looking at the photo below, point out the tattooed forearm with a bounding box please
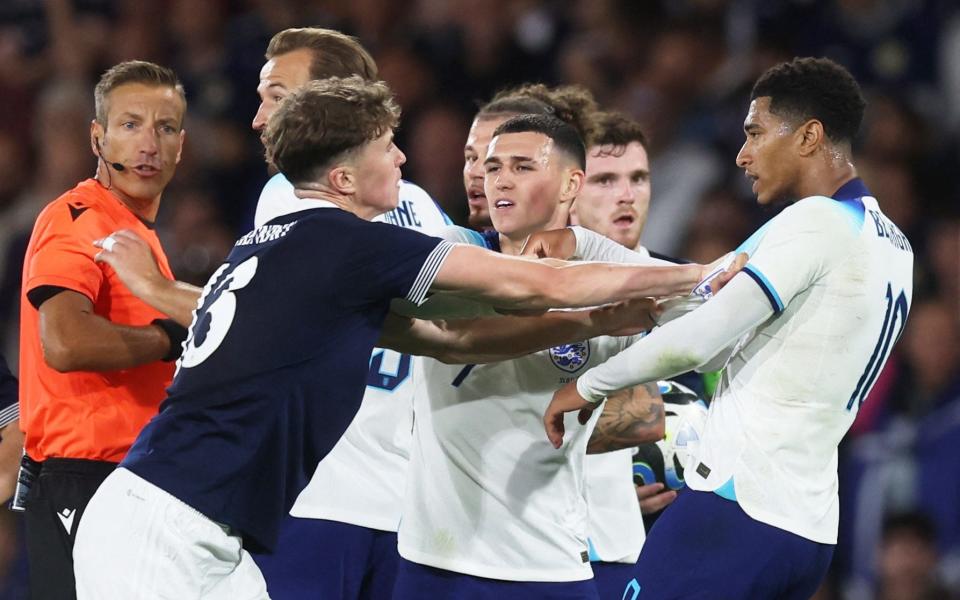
[587,382,665,454]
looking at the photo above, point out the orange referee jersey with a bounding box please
[19,178,176,463]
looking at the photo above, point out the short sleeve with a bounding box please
[345,220,454,306]
[743,197,857,314]
[24,207,105,305]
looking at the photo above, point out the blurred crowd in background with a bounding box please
[0,0,957,598]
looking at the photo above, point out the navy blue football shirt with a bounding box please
[122,205,452,552]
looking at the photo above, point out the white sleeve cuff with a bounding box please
[576,274,775,398]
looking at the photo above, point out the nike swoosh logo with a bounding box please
[68,204,89,221]
[57,508,76,535]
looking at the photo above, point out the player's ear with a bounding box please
[328,165,356,195]
[797,119,823,157]
[560,168,584,204]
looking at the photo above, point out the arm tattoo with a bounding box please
[587,382,665,454]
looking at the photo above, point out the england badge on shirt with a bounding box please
[549,341,591,374]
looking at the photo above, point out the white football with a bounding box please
[633,380,709,491]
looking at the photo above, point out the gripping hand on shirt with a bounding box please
[520,227,578,260]
[94,229,201,327]
[544,380,595,449]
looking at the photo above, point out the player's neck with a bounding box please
[96,174,160,222]
[794,150,858,201]
[498,234,526,256]
[289,185,375,219]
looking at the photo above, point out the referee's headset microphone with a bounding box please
[95,137,126,172]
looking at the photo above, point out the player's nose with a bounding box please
[735,143,750,168]
[252,104,268,131]
[467,159,484,180]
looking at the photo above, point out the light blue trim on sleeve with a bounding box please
[733,221,772,256]
[463,228,487,247]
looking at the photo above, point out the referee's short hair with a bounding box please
[95,61,185,127]
[492,114,586,170]
[264,76,400,186]
[751,57,866,145]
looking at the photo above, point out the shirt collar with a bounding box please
[832,177,871,201]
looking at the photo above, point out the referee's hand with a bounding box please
[544,380,594,449]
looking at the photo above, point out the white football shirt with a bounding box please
[584,449,645,563]
[579,180,914,544]
[577,237,651,564]
[255,173,453,531]
[398,226,642,581]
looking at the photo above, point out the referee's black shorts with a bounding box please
[23,458,116,600]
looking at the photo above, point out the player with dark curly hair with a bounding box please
[546,56,913,599]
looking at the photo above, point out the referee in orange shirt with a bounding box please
[18,61,200,600]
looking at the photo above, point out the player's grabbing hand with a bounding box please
[520,227,577,260]
[94,229,167,301]
[544,379,594,448]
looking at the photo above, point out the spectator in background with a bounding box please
[923,219,959,315]
[875,512,955,600]
[404,103,471,222]
[156,187,234,287]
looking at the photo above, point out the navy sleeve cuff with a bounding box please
[742,265,785,314]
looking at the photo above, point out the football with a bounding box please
[632,380,709,491]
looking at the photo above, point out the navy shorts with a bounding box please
[393,557,600,599]
[592,561,638,599]
[252,516,399,600]
[623,490,834,600]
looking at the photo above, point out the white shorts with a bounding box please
[74,467,269,600]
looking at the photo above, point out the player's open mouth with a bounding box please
[494,199,514,209]
[132,165,160,177]
[468,189,486,207]
[613,214,635,227]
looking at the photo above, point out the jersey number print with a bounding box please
[178,257,259,371]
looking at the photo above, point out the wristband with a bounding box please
[152,318,189,362]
